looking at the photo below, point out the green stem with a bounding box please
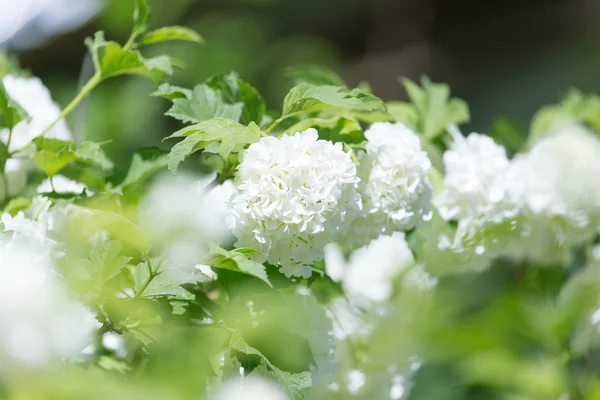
[0,170,8,199]
[343,143,359,165]
[10,73,102,156]
[34,198,50,221]
[133,256,162,299]
[123,31,138,52]
[49,175,56,192]
[264,111,307,134]
[6,127,13,151]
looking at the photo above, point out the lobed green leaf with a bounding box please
[138,26,203,46]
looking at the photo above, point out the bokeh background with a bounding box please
[2,0,599,164]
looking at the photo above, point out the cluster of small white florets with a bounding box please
[435,125,518,224]
[434,125,520,256]
[349,122,432,247]
[229,124,434,277]
[435,122,600,265]
[506,123,600,263]
[229,128,362,278]
[325,232,418,306]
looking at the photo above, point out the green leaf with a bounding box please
[207,72,266,125]
[205,246,271,287]
[119,149,168,191]
[0,80,30,130]
[386,101,419,129]
[164,84,243,124]
[158,73,266,126]
[152,83,191,101]
[78,240,132,281]
[3,197,32,216]
[489,118,527,153]
[285,115,363,144]
[0,51,23,78]
[85,32,179,83]
[75,141,114,170]
[285,65,345,86]
[131,0,150,41]
[138,26,203,46]
[98,356,130,373]
[401,76,470,140]
[68,206,149,251]
[32,137,76,176]
[132,260,196,300]
[0,141,8,164]
[282,83,385,116]
[529,88,600,144]
[166,118,262,171]
[230,334,311,400]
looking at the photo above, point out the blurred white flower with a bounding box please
[326,232,415,305]
[0,0,100,50]
[2,211,48,245]
[1,176,87,247]
[0,236,98,367]
[435,125,519,224]
[138,174,232,267]
[37,175,88,194]
[210,376,288,400]
[0,75,73,201]
[230,129,362,278]
[1,75,72,151]
[434,125,520,256]
[325,297,371,340]
[102,332,127,358]
[347,369,366,394]
[346,122,432,247]
[506,123,600,263]
[403,264,438,291]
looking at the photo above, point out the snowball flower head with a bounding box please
[435,125,518,224]
[326,232,415,305]
[230,129,361,278]
[210,376,288,400]
[506,123,600,263]
[353,122,432,244]
[0,237,98,367]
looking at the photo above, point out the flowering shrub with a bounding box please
[2,2,600,399]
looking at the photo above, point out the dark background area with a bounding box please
[8,0,600,162]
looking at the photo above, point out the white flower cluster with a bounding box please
[325,232,424,306]
[229,129,362,278]
[1,75,72,150]
[0,236,98,367]
[435,125,518,224]
[0,75,72,201]
[230,125,434,277]
[434,125,520,256]
[0,171,100,368]
[350,122,432,246]
[507,123,600,263]
[436,122,600,265]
